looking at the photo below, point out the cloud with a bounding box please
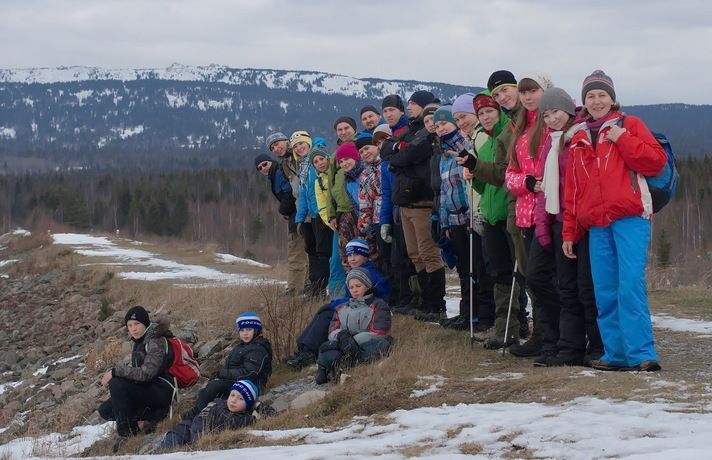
[0,0,710,104]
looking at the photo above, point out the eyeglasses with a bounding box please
[258,162,270,171]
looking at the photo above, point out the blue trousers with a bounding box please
[589,216,658,367]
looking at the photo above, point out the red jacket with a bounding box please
[562,112,666,242]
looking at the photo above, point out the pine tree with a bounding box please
[657,229,671,268]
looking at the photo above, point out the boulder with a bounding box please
[50,368,74,381]
[289,390,327,410]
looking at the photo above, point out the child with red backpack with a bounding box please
[181,312,272,420]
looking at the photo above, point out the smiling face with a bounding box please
[519,87,544,112]
[434,120,457,138]
[257,160,271,176]
[361,111,380,131]
[454,112,478,135]
[477,107,500,132]
[336,122,356,141]
[542,109,571,131]
[227,390,247,413]
[359,145,379,164]
[492,85,518,110]
[347,252,368,268]
[383,107,403,127]
[348,278,368,298]
[584,89,614,120]
[312,155,329,172]
[293,142,310,158]
[338,157,356,172]
[270,140,288,157]
[126,320,147,340]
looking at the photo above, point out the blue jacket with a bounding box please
[328,261,391,308]
[379,160,396,225]
[296,162,319,223]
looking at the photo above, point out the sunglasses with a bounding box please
[258,161,270,171]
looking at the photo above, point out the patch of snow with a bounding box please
[0,259,18,267]
[165,91,188,108]
[112,125,144,139]
[0,422,113,460]
[0,127,17,139]
[410,375,447,398]
[444,296,459,318]
[0,381,23,395]
[40,383,55,390]
[215,253,271,268]
[653,314,712,337]
[73,89,94,105]
[572,370,599,378]
[12,228,31,236]
[32,367,48,377]
[53,354,81,365]
[471,372,524,382]
[279,101,289,112]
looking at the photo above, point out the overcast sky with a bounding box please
[1,0,710,105]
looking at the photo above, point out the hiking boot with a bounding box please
[507,335,543,357]
[440,315,473,331]
[112,436,128,453]
[583,351,604,368]
[533,352,557,367]
[633,360,662,372]
[414,310,443,323]
[589,360,634,372]
[315,366,328,385]
[472,326,496,343]
[519,321,530,340]
[483,337,516,350]
[392,304,417,316]
[285,350,315,369]
[546,355,584,367]
[472,322,494,333]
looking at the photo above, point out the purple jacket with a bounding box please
[534,134,570,250]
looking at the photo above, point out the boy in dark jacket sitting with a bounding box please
[161,379,259,449]
[316,267,392,384]
[182,312,272,420]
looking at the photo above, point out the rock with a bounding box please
[289,390,327,410]
[50,368,74,381]
[270,396,291,413]
[197,339,222,359]
[3,350,19,365]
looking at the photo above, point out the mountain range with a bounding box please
[0,64,709,171]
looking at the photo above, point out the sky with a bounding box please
[1,0,710,105]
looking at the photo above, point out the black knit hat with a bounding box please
[359,105,380,117]
[354,135,374,151]
[381,94,405,112]
[333,116,357,132]
[253,154,273,170]
[124,305,150,328]
[487,70,518,92]
[408,90,436,109]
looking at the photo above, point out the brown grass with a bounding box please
[85,337,125,371]
[458,441,484,455]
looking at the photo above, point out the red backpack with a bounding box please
[164,337,201,388]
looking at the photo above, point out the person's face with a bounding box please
[227,390,247,413]
[584,90,614,120]
[313,155,329,172]
[477,107,500,132]
[434,120,456,137]
[348,278,368,298]
[542,109,571,131]
[520,87,544,112]
[270,140,288,157]
[382,107,403,127]
[239,328,255,343]
[293,142,310,158]
[257,160,271,176]
[492,85,518,110]
[347,252,368,268]
[359,145,379,163]
[454,112,478,135]
[338,157,356,172]
[424,115,436,133]
[361,111,380,131]
[407,100,423,119]
[126,320,147,340]
[335,122,356,141]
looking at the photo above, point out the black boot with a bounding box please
[416,268,446,322]
[315,365,328,385]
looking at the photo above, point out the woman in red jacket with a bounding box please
[562,70,666,372]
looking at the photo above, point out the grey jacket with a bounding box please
[113,320,172,383]
[328,296,391,344]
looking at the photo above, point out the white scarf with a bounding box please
[541,124,582,215]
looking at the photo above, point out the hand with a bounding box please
[456,153,477,170]
[606,125,626,143]
[101,370,112,387]
[441,228,450,240]
[525,175,542,193]
[330,218,337,229]
[562,241,577,259]
[380,224,393,243]
[462,168,474,180]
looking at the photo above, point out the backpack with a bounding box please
[164,337,201,388]
[617,117,680,212]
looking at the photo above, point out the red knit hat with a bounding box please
[473,94,500,115]
[334,142,360,162]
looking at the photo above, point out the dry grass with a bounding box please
[85,337,125,371]
[458,441,484,455]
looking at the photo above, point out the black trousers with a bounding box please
[526,227,561,355]
[98,377,173,437]
[390,219,414,307]
[302,217,332,293]
[449,226,495,323]
[297,307,335,356]
[185,378,233,420]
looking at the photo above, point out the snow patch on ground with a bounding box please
[0,381,23,395]
[0,259,18,267]
[471,372,524,382]
[0,421,113,459]
[9,228,30,236]
[215,253,271,268]
[653,314,712,337]
[410,375,447,398]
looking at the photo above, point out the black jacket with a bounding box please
[113,319,173,385]
[216,336,273,390]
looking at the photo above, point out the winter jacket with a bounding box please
[314,167,336,230]
[357,158,382,237]
[379,160,396,225]
[562,112,666,242]
[162,399,255,448]
[344,166,362,213]
[329,168,355,220]
[329,261,391,308]
[438,130,470,227]
[112,320,173,384]
[328,295,391,345]
[505,110,549,228]
[280,156,299,200]
[266,162,297,232]
[429,133,443,217]
[295,160,319,223]
[216,336,273,390]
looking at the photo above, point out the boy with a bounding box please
[181,312,272,420]
[161,379,259,448]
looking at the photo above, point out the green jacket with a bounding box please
[328,167,354,220]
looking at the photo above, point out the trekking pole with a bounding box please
[502,260,518,356]
[468,186,475,349]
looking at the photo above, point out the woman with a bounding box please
[562,70,665,372]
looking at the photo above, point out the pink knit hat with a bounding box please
[334,142,360,162]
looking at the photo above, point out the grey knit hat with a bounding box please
[346,266,372,289]
[539,87,576,117]
[265,132,288,149]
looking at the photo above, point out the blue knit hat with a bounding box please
[433,105,456,126]
[345,239,370,258]
[231,380,259,410]
[235,312,262,332]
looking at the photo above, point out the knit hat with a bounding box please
[359,105,380,117]
[354,135,374,151]
[473,93,500,115]
[345,238,370,257]
[289,130,312,150]
[452,93,476,115]
[487,70,517,93]
[310,145,329,163]
[518,72,554,91]
[265,132,288,149]
[539,87,576,117]
[253,153,273,170]
[381,94,405,112]
[231,380,259,410]
[372,124,392,145]
[124,306,150,328]
[422,102,441,118]
[334,116,357,132]
[235,312,262,332]
[334,142,360,162]
[581,69,616,102]
[408,90,436,109]
[433,105,456,126]
[346,266,373,289]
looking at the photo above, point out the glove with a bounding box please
[458,150,477,170]
[336,330,359,358]
[525,175,538,193]
[380,224,393,243]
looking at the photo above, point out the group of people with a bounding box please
[256,68,665,374]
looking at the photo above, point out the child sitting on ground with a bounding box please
[161,380,259,448]
[315,266,392,384]
[181,312,272,420]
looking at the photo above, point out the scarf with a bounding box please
[296,153,311,188]
[541,124,581,214]
[345,160,365,182]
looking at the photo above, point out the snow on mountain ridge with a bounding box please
[0,64,470,99]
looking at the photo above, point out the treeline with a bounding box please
[0,156,709,268]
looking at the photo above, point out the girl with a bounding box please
[563,70,665,372]
[329,142,361,272]
[355,135,383,269]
